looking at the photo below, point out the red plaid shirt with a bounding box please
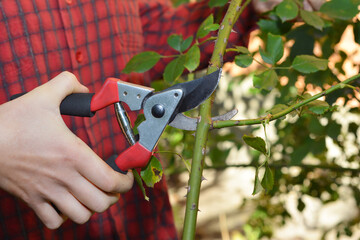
[0,0,255,239]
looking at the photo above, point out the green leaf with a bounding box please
[209,0,228,7]
[261,163,274,192]
[140,156,163,188]
[243,135,267,155]
[253,69,279,91]
[181,36,193,52]
[297,197,305,212]
[197,14,215,39]
[122,51,162,73]
[133,171,149,201]
[308,100,330,114]
[320,0,359,20]
[354,21,360,45]
[275,0,299,22]
[167,34,193,52]
[184,45,200,72]
[133,114,145,136]
[300,10,325,31]
[292,55,328,73]
[252,167,264,195]
[204,23,219,31]
[163,55,185,84]
[167,34,183,52]
[259,33,284,65]
[235,54,253,68]
[257,18,293,35]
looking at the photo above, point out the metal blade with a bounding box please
[169,109,238,131]
[166,69,222,114]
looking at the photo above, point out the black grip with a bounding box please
[60,93,95,117]
[10,92,96,117]
[10,93,26,100]
[106,155,127,174]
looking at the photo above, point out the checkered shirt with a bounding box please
[0,0,256,239]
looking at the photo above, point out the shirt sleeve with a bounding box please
[138,0,257,80]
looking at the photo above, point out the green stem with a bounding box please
[182,0,250,239]
[212,73,360,129]
[197,36,217,46]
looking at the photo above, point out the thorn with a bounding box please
[191,203,196,210]
[220,25,225,30]
[236,6,240,11]
[231,29,237,34]
[202,148,206,155]
[184,186,191,197]
[201,176,207,182]
[223,38,227,43]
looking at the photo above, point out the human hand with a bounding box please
[0,72,134,229]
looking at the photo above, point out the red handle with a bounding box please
[90,78,120,112]
[114,142,152,171]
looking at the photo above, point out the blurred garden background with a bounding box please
[148,0,360,239]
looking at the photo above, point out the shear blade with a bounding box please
[169,109,238,131]
[167,69,222,115]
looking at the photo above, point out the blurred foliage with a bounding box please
[166,0,360,239]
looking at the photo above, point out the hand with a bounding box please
[0,72,134,229]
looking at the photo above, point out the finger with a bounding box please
[49,188,92,225]
[68,173,120,213]
[39,71,89,105]
[74,149,134,193]
[50,71,89,94]
[32,201,65,229]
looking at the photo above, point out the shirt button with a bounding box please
[75,51,83,63]
[65,0,72,5]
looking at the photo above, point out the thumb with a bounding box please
[42,71,89,104]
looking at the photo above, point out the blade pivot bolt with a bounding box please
[151,104,165,118]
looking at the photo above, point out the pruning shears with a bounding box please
[11,70,234,173]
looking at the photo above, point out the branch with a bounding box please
[182,0,251,239]
[212,73,360,129]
